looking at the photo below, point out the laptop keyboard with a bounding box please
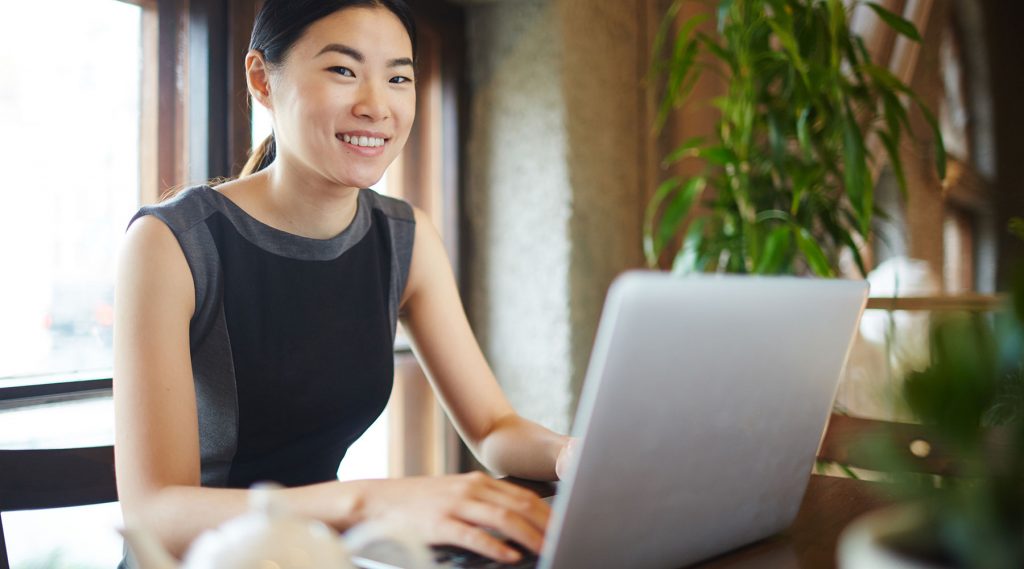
[433,541,539,569]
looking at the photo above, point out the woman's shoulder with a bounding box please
[129,184,219,236]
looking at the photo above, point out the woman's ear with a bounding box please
[246,50,273,110]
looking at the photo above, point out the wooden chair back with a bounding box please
[0,445,117,569]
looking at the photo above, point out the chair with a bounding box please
[0,445,117,569]
[818,413,957,475]
[818,412,1013,477]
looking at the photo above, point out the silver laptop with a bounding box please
[362,271,868,569]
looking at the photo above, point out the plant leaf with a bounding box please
[841,105,871,235]
[696,31,736,72]
[662,136,706,168]
[755,225,792,274]
[649,177,707,267]
[795,227,836,277]
[697,145,737,166]
[796,107,812,160]
[643,176,681,266]
[672,217,707,274]
[878,130,908,199]
[866,2,922,43]
[840,229,868,278]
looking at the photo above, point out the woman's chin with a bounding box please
[331,174,384,190]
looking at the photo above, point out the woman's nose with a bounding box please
[352,82,389,121]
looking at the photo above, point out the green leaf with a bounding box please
[697,145,737,166]
[878,130,908,199]
[904,313,998,443]
[696,32,736,72]
[767,19,810,86]
[662,136,706,167]
[841,105,871,235]
[755,209,790,223]
[881,90,911,135]
[795,227,835,277]
[821,210,868,277]
[796,107,812,159]
[755,226,792,274]
[643,177,681,266]
[672,217,707,274]
[647,177,707,266]
[650,0,683,69]
[841,230,868,278]
[860,63,911,95]
[655,19,706,131]
[866,2,923,43]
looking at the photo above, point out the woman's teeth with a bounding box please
[341,134,385,148]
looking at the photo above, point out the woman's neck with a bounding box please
[224,161,361,240]
[268,163,360,239]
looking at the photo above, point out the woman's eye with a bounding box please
[390,76,414,85]
[328,66,355,77]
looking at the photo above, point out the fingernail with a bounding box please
[504,550,522,562]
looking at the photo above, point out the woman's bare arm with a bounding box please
[399,208,571,481]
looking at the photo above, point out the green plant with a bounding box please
[645,0,946,277]
[865,270,1024,569]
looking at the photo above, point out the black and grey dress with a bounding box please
[125,184,415,488]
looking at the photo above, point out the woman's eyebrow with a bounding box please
[316,43,414,68]
[317,43,364,61]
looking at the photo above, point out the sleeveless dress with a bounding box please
[125,185,415,488]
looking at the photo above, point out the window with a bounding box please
[0,2,149,565]
[0,0,143,382]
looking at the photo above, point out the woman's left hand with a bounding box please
[554,437,579,480]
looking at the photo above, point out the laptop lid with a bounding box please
[539,272,868,569]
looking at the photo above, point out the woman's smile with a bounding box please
[337,130,389,157]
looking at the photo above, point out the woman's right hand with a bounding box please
[351,472,550,563]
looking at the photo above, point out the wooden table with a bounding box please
[511,474,897,568]
[692,474,897,568]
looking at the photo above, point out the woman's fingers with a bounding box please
[459,473,550,535]
[475,486,550,534]
[453,499,545,555]
[435,519,524,563]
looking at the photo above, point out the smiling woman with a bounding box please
[113,1,572,567]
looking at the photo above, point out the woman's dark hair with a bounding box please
[240,0,417,176]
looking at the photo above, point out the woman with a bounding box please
[113,0,572,565]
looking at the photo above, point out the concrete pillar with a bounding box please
[464,0,651,432]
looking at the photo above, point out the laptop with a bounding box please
[360,271,868,569]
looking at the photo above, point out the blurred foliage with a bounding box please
[871,268,1024,569]
[645,0,945,276]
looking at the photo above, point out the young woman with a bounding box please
[113,0,573,565]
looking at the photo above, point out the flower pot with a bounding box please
[838,504,953,569]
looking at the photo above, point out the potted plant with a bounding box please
[645,0,946,277]
[837,265,1024,569]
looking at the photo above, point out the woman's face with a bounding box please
[262,7,416,189]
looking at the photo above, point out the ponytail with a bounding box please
[157,133,274,202]
[240,132,276,177]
